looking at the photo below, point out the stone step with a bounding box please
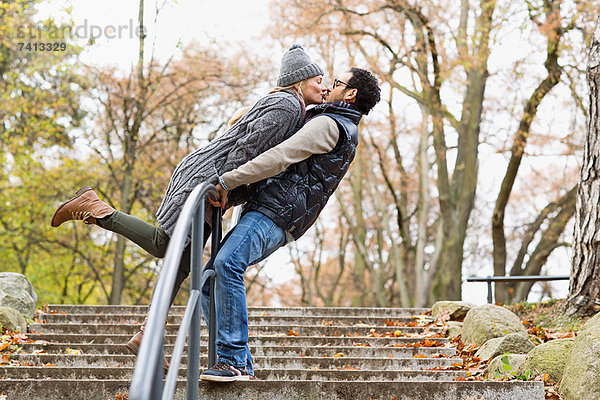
[0,366,468,381]
[4,303,546,400]
[24,333,449,346]
[46,304,430,317]
[7,353,462,369]
[28,323,439,336]
[0,379,545,400]
[18,343,456,357]
[38,312,421,326]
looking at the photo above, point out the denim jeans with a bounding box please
[201,211,286,375]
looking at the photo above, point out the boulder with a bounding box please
[560,316,600,400]
[0,306,27,332]
[523,338,574,383]
[431,301,472,320]
[446,321,463,338]
[475,332,534,360]
[462,304,528,346]
[580,311,600,333]
[486,354,527,379]
[0,272,37,318]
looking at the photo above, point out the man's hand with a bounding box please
[215,184,229,209]
[207,189,221,208]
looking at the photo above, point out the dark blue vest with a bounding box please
[244,105,361,240]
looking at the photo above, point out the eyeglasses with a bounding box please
[333,78,355,90]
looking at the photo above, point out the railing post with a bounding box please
[467,275,570,304]
[208,207,222,368]
[187,205,205,400]
[487,277,493,304]
[129,183,224,400]
[152,344,164,399]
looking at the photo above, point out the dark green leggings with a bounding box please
[97,211,211,305]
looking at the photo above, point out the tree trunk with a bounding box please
[492,1,563,304]
[566,18,600,316]
[109,0,145,305]
[414,111,430,307]
[349,155,368,306]
[508,186,577,303]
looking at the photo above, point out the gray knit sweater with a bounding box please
[156,89,305,236]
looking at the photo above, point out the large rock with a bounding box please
[486,354,527,379]
[0,307,27,332]
[475,332,534,360]
[560,315,600,400]
[580,312,600,333]
[0,273,37,318]
[446,321,463,338]
[524,338,574,383]
[431,301,472,320]
[462,304,528,346]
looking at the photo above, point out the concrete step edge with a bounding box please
[30,322,438,330]
[0,379,546,400]
[46,305,431,312]
[23,333,450,344]
[18,343,455,354]
[8,354,463,363]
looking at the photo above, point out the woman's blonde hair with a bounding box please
[227,81,305,127]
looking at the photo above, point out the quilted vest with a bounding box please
[244,105,361,240]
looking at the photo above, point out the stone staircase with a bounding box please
[0,305,544,399]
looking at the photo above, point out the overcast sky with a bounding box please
[36,0,273,68]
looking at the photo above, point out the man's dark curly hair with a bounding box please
[347,67,381,115]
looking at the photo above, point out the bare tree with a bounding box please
[271,0,594,307]
[69,1,266,304]
[492,0,578,303]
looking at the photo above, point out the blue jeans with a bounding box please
[200,211,286,375]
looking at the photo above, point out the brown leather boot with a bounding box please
[50,186,115,227]
[126,317,170,369]
[126,317,146,355]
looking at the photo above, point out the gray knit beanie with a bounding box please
[277,44,324,87]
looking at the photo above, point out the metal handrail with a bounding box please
[129,183,222,400]
[466,275,570,303]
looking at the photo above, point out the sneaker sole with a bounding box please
[200,374,252,382]
[50,185,93,227]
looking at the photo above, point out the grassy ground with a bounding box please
[504,299,591,337]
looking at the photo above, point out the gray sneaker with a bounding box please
[200,361,254,382]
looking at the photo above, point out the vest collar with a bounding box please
[305,101,362,125]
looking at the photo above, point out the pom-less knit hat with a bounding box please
[277,44,324,87]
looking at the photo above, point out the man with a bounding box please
[199,67,381,381]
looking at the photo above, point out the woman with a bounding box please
[50,44,326,361]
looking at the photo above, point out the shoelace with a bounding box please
[211,361,233,371]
